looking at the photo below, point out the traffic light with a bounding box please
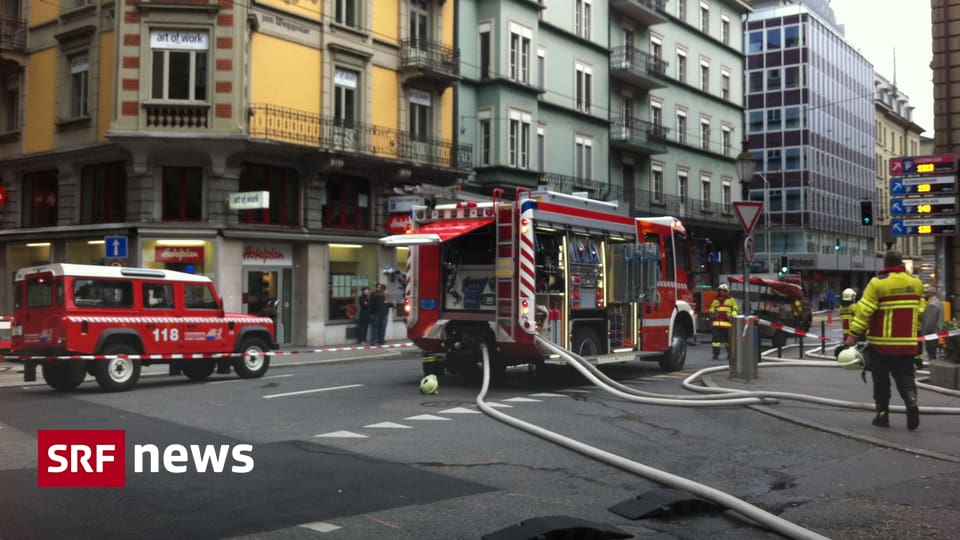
[779,255,790,276]
[835,237,841,252]
[860,200,874,226]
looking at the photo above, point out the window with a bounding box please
[784,66,801,89]
[478,23,491,79]
[678,171,688,202]
[721,70,730,100]
[748,110,763,132]
[508,109,531,169]
[785,106,802,129]
[81,162,126,224]
[575,0,591,40]
[623,95,635,128]
[721,126,731,156]
[69,53,89,118]
[766,149,782,171]
[767,68,781,91]
[408,88,432,142]
[410,0,429,43]
[767,109,782,130]
[677,0,686,21]
[537,125,545,171]
[23,170,58,228]
[334,68,358,127]
[150,30,208,101]
[676,111,686,144]
[575,62,592,113]
[162,166,202,221]
[537,48,545,90]
[721,15,730,45]
[700,118,710,151]
[748,71,763,93]
[699,3,709,33]
[784,25,800,48]
[785,147,801,170]
[323,176,370,230]
[335,0,358,27]
[700,174,711,207]
[185,285,218,310]
[748,31,762,53]
[239,163,300,226]
[478,110,491,166]
[72,280,133,309]
[1,73,19,131]
[509,24,531,83]
[700,60,709,92]
[651,102,662,127]
[676,49,687,82]
[143,284,175,309]
[650,36,662,61]
[575,135,592,180]
[721,181,731,209]
[652,165,663,202]
[766,28,781,50]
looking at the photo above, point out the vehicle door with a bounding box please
[14,271,66,350]
[633,223,668,352]
[140,281,182,355]
[182,283,229,353]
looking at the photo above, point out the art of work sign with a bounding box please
[150,31,209,50]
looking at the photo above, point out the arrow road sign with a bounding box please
[105,236,128,259]
[733,201,763,235]
[890,175,957,195]
[890,217,958,237]
[889,196,958,216]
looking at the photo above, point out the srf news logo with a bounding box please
[38,430,254,488]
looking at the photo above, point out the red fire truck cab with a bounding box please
[381,188,696,378]
[8,264,276,392]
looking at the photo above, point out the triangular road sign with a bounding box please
[733,201,763,235]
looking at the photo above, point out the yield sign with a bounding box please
[733,201,763,234]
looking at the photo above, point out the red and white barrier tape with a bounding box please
[2,342,416,362]
[742,315,959,344]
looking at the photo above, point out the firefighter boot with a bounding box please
[906,392,920,431]
[872,410,889,428]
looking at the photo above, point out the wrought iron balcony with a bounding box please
[248,104,472,171]
[610,46,668,89]
[400,38,460,86]
[0,16,26,51]
[538,173,624,201]
[629,190,738,225]
[611,118,669,154]
[609,0,668,25]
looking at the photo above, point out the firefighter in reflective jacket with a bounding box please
[710,283,739,360]
[844,251,923,430]
[839,288,859,340]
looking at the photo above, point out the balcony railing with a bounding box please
[538,173,623,201]
[248,104,472,171]
[609,0,669,25]
[610,46,668,88]
[0,16,26,51]
[629,191,737,224]
[400,38,460,82]
[144,103,210,129]
[611,118,669,154]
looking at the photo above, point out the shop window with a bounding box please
[22,170,58,228]
[239,163,300,226]
[329,244,377,321]
[323,176,370,230]
[162,166,202,221]
[81,161,127,224]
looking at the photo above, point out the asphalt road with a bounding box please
[1,331,959,539]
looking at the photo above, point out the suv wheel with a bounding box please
[234,337,270,379]
[182,360,216,381]
[42,361,86,392]
[94,343,142,392]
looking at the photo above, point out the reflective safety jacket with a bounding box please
[849,266,922,356]
[839,302,858,339]
[710,295,739,328]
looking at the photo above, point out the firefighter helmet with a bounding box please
[841,288,856,302]
[419,374,439,395]
[837,347,863,370]
[718,283,729,292]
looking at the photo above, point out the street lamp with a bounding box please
[735,149,757,316]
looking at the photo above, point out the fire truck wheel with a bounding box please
[658,327,688,372]
[94,343,142,392]
[41,361,86,391]
[572,328,601,357]
[183,360,217,381]
[234,337,270,378]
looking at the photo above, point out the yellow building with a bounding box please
[0,0,466,346]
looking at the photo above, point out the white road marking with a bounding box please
[314,431,368,438]
[502,397,542,402]
[211,374,293,385]
[299,522,342,533]
[438,407,482,414]
[364,422,412,429]
[263,384,363,399]
[529,392,568,397]
[404,414,452,421]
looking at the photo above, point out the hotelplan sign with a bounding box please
[228,191,270,210]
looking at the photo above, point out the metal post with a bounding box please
[821,321,826,353]
[743,234,751,316]
[730,315,758,382]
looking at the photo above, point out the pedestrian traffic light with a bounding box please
[779,255,790,276]
[860,201,873,225]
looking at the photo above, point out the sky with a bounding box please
[828,0,935,133]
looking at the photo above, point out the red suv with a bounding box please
[9,264,276,392]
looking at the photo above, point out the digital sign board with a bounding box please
[890,175,957,195]
[889,196,958,216]
[889,154,956,176]
[890,217,958,237]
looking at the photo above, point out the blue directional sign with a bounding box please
[890,175,957,195]
[890,196,958,216]
[890,217,958,237]
[104,236,128,259]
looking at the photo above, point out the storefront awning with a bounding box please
[380,219,495,246]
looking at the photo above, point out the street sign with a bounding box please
[889,196,958,216]
[733,201,763,235]
[107,259,126,267]
[889,154,956,175]
[890,175,957,195]
[104,236,128,259]
[890,217,958,237]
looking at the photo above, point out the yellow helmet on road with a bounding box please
[837,347,863,370]
[419,374,439,395]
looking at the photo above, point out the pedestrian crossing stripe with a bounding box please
[313,431,367,438]
[363,422,412,429]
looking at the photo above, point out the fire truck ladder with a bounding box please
[493,188,516,340]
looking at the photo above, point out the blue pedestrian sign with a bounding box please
[105,236,128,259]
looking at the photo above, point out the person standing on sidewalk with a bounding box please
[356,287,371,344]
[709,283,739,360]
[370,283,389,345]
[920,284,944,363]
[844,251,923,430]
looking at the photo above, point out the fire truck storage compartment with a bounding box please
[440,223,496,312]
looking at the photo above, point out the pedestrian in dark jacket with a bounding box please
[356,287,371,344]
[370,283,388,345]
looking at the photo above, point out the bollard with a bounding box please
[729,315,758,382]
[821,321,826,353]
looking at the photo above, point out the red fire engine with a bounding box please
[380,188,697,377]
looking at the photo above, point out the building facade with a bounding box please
[745,0,878,296]
[0,0,469,346]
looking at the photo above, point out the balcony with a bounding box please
[0,16,26,52]
[538,173,623,201]
[248,104,472,171]
[610,46,668,90]
[610,118,669,154]
[400,39,460,87]
[609,0,668,25]
[629,191,738,225]
[144,103,210,129]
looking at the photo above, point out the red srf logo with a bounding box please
[37,430,126,488]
